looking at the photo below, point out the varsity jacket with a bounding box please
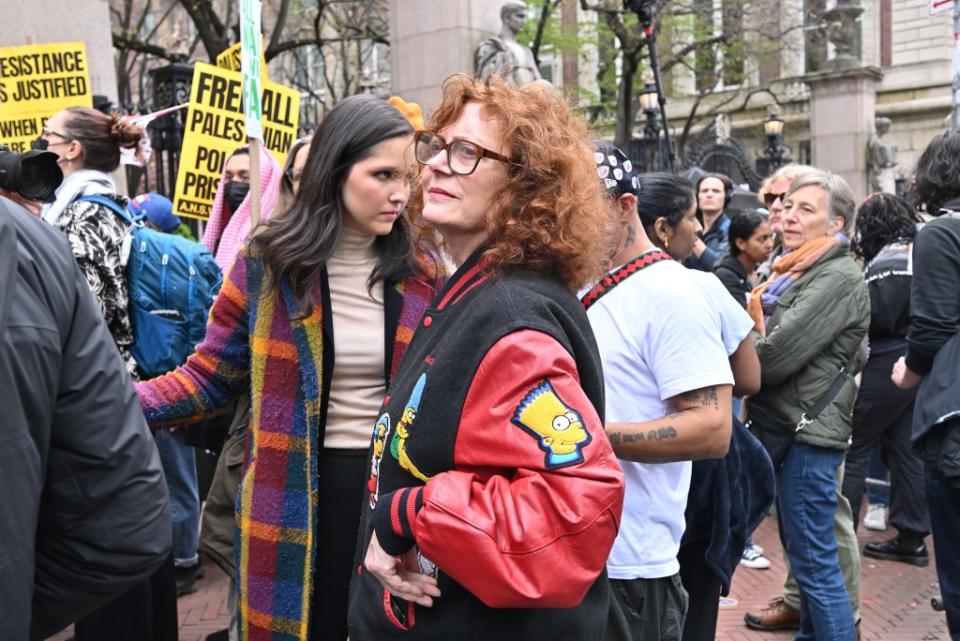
[348,249,625,641]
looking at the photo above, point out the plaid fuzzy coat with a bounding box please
[136,250,435,640]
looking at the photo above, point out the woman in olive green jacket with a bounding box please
[747,171,869,641]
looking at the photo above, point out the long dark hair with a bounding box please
[636,172,695,234]
[254,94,414,308]
[728,210,767,256]
[851,193,922,263]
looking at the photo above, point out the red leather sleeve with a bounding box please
[413,329,624,608]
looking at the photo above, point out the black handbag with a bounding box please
[746,352,857,470]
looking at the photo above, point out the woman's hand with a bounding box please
[363,531,441,607]
[891,356,922,389]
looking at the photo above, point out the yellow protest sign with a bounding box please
[0,42,92,152]
[215,41,270,82]
[174,62,299,220]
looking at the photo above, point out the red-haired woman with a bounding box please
[348,74,624,641]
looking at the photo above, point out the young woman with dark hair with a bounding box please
[714,211,773,309]
[135,93,438,641]
[840,193,930,569]
[637,172,702,261]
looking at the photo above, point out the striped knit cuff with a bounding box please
[373,487,424,556]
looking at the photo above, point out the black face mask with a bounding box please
[32,136,49,151]
[223,180,250,215]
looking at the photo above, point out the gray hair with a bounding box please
[785,170,856,233]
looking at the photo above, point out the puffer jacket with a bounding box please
[752,242,870,450]
[0,197,170,640]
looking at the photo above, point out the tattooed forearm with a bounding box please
[680,386,719,410]
[607,426,677,447]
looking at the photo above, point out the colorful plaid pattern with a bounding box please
[136,252,434,641]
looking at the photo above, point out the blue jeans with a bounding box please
[154,428,199,566]
[778,442,856,641]
[925,463,960,639]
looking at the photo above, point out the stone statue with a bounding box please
[474,1,543,86]
[867,117,897,194]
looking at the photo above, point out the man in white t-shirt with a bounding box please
[583,145,734,641]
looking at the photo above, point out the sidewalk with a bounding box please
[718,515,947,641]
[53,512,951,641]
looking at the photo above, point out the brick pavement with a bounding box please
[51,513,951,641]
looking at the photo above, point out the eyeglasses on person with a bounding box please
[414,130,514,176]
[763,191,788,207]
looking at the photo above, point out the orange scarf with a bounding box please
[747,236,838,335]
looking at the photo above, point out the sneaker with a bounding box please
[863,535,930,567]
[175,561,203,597]
[740,545,771,570]
[863,503,888,531]
[744,596,800,631]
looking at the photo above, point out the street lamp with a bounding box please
[639,83,660,140]
[757,111,792,176]
[148,56,194,198]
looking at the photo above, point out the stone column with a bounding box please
[389,0,501,113]
[806,67,883,201]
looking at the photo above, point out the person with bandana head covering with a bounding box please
[201,145,283,271]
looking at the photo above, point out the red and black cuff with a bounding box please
[372,487,424,556]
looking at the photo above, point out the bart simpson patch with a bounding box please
[511,380,591,469]
[368,413,391,509]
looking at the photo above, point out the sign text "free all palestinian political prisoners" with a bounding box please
[0,42,92,152]
[174,62,299,220]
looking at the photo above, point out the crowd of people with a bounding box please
[3,72,960,641]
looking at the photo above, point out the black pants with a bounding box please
[677,541,721,641]
[605,574,688,641]
[74,553,178,641]
[309,448,368,641]
[841,349,930,537]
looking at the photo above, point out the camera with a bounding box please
[0,146,63,203]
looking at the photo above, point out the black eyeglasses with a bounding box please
[763,191,787,207]
[414,131,513,176]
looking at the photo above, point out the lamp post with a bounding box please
[148,57,194,198]
[627,83,663,172]
[757,112,792,176]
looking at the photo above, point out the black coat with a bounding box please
[0,197,171,640]
[713,253,751,310]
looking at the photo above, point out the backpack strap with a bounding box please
[581,250,672,311]
[78,194,138,226]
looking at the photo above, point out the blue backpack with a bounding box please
[80,195,223,378]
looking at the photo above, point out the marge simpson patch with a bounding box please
[511,380,591,468]
[367,413,391,509]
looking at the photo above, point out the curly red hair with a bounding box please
[416,74,612,291]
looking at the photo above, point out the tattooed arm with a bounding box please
[605,384,733,463]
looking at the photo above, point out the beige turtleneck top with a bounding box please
[324,228,386,449]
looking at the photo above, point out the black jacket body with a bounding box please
[0,197,171,640]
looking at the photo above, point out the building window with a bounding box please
[804,0,828,73]
[694,0,745,91]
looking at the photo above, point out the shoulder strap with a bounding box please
[800,350,859,426]
[78,194,137,226]
[581,250,672,311]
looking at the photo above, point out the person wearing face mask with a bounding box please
[36,106,144,377]
[201,145,283,270]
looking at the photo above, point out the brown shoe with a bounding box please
[743,596,801,631]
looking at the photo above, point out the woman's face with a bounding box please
[781,185,840,250]
[419,101,509,261]
[739,221,774,264]
[289,143,310,195]
[223,153,251,183]
[341,135,413,237]
[659,200,701,261]
[40,110,81,177]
